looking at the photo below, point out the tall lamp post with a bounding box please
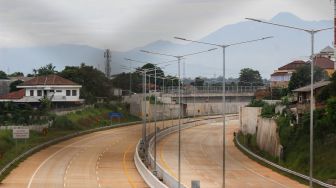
[175,36,272,188]
[245,18,332,187]
[126,57,171,175]
[140,48,217,188]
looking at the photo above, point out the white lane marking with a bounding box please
[63,149,84,188]
[27,131,127,188]
[95,140,119,188]
[186,122,291,188]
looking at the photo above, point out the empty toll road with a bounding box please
[0,123,151,188]
[157,120,307,188]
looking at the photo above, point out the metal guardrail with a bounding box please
[235,135,336,188]
[148,118,223,188]
[135,115,234,188]
[0,121,141,178]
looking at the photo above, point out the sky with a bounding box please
[0,0,334,51]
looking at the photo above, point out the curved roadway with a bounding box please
[0,120,177,188]
[157,119,308,188]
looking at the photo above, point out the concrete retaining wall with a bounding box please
[128,96,246,120]
[239,107,262,135]
[240,106,282,157]
[256,118,282,157]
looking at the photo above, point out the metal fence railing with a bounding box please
[135,115,231,188]
[235,135,336,188]
[165,86,265,95]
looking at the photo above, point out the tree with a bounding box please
[0,71,8,79]
[33,63,57,76]
[288,64,327,92]
[9,80,24,92]
[59,63,111,103]
[238,68,263,86]
[317,72,336,102]
[8,72,24,77]
[193,77,204,86]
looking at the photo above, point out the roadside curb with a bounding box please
[234,133,336,188]
[0,120,141,181]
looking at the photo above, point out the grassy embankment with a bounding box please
[237,99,336,186]
[0,103,140,181]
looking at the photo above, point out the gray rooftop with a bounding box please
[293,80,331,92]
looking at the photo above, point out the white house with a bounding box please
[0,75,83,104]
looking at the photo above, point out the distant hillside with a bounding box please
[0,12,333,78]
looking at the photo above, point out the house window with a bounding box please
[56,90,62,93]
[37,90,42,96]
[50,90,54,93]
[72,90,77,96]
[29,90,34,96]
[66,90,71,96]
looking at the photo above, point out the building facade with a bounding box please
[0,75,83,104]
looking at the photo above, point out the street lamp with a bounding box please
[141,48,217,188]
[175,36,272,188]
[127,59,170,175]
[245,18,332,187]
[122,66,158,158]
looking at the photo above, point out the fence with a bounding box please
[135,115,232,188]
[166,86,265,95]
[235,135,336,188]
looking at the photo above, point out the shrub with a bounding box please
[247,99,266,107]
[0,131,14,158]
[52,116,78,130]
[261,104,276,118]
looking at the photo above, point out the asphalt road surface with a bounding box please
[0,120,178,188]
[157,119,308,188]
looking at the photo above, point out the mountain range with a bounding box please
[0,12,333,78]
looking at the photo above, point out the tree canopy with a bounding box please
[0,71,8,79]
[8,72,24,77]
[238,68,263,86]
[317,72,336,102]
[59,63,111,103]
[33,63,57,76]
[113,63,178,93]
[191,77,204,86]
[288,64,328,91]
[10,80,24,92]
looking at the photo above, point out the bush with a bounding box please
[247,99,266,107]
[52,116,78,130]
[261,104,276,118]
[277,115,292,147]
[0,131,14,158]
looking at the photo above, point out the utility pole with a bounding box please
[104,49,111,78]
[334,0,336,70]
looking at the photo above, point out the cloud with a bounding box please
[0,0,333,51]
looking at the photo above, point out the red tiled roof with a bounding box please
[314,57,334,69]
[278,60,307,70]
[271,72,290,76]
[19,75,79,86]
[0,89,25,100]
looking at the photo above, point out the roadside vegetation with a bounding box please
[239,72,336,183]
[0,63,142,180]
[0,103,139,181]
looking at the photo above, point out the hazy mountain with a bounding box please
[0,12,333,78]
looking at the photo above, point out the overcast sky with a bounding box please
[0,0,334,51]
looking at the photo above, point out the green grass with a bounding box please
[0,105,140,181]
[236,132,336,187]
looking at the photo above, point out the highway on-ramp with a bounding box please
[157,119,308,188]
